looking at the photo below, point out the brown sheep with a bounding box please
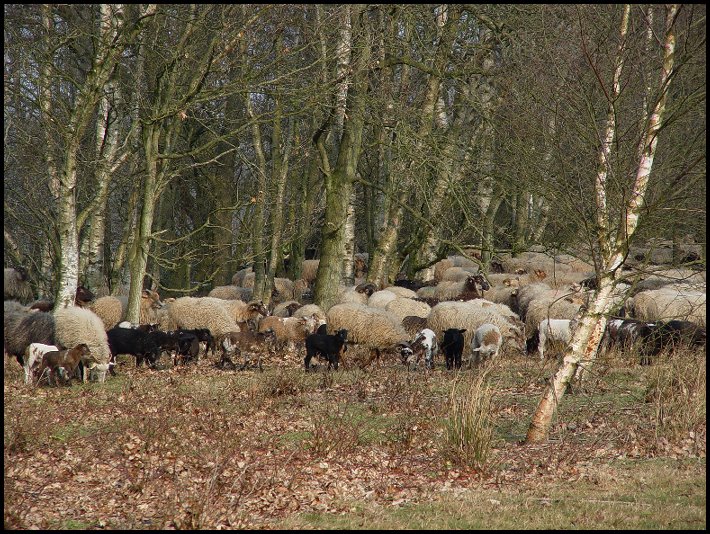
[37,343,92,386]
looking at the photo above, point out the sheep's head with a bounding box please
[248,301,269,318]
[396,342,414,364]
[75,285,95,306]
[142,289,164,309]
[354,282,376,296]
[14,266,28,281]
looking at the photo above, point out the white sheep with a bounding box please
[400,328,439,370]
[257,315,318,349]
[368,290,398,309]
[384,297,431,321]
[4,267,34,303]
[208,285,253,301]
[326,303,409,348]
[537,318,576,360]
[53,307,111,369]
[89,296,124,330]
[631,287,706,328]
[382,286,418,299]
[167,297,241,337]
[470,323,502,367]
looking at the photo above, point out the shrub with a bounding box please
[443,371,494,469]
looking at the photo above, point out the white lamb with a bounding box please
[538,318,576,360]
[470,323,502,367]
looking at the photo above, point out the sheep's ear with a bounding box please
[459,329,467,333]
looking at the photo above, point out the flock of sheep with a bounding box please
[3,247,707,386]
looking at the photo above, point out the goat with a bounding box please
[37,343,92,386]
[441,328,467,370]
[304,329,348,371]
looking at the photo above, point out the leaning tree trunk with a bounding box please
[526,4,678,443]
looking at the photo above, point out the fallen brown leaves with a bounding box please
[4,348,705,529]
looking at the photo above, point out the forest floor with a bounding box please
[4,344,706,530]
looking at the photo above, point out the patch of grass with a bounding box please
[281,458,706,530]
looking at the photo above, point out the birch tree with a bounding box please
[526,4,681,443]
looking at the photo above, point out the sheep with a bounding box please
[23,343,59,385]
[402,316,428,337]
[398,328,438,370]
[304,329,348,371]
[385,297,431,322]
[441,328,467,370]
[36,344,93,386]
[231,266,253,286]
[524,292,586,338]
[301,259,320,284]
[89,296,124,330]
[257,315,319,349]
[383,285,418,299]
[273,300,303,317]
[4,306,56,365]
[631,287,706,328]
[337,282,378,306]
[115,289,165,326]
[208,285,253,301]
[514,282,554,319]
[537,318,576,360]
[368,290,399,309]
[441,266,478,282]
[53,306,114,371]
[470,323,503,367]
[427,300,526,360]
[174,333,200,366]
[294,278,311,302]
[239,273,296,301]
[217,329,277,371]
[4,267,33,303]
[326,303,409,348]
[167,297,241,337]
[433,274,490,301]
[292,304,327,326]
[219,299,270,327]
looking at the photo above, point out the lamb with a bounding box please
[36,343,93,387]
[304,329,348,371]
[54,307,112,372]
[4,267,33,303]
[441,328,466,370]
[301,259,320,284]
[398,328,439,370]
[23,343,59,385]
[524,293,585,342]
[217,329,277,371]
[470,323,503,367]
[167,297,241,337]
[537,318,576,360]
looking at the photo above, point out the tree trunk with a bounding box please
[526,4,679,443]
[314,5,370,311]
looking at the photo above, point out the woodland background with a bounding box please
[4,4,705,310]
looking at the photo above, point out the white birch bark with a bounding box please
[526,4,679,443]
